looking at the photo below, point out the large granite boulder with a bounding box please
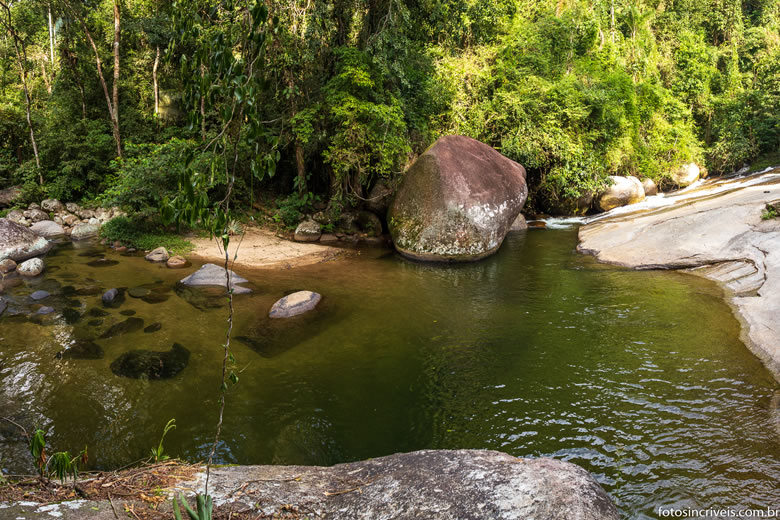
[388,135,528,262]
[294,219,321,242]
[179,450,620,520]
[597,176,645,212]
[41,198,65,213]
[30,220,65,238]
[0,218,52,262]
[672,163,700,187]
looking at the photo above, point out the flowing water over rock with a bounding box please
[0,232,778,518]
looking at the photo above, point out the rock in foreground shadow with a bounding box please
[180,450,619,519]
[110,343,190,379]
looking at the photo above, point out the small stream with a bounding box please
[1,229,778,519]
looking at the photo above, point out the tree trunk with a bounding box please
[81,21,122,157]
[47,5,55,66]
[112,0,120,138]
[153,45,160,115]
[296,142,305,195]
[1,1,42,181]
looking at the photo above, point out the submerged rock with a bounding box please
[0,297,6,316]
[99,317,144,338]
[87,319,104,327]
[120,310,137,316]
[0,258,17,274]
[0,218,52,262]
[17,258,45,277]
[128,287,151,298]
[269,291,322,318]
[60,340,104,360]
[30,290,50,301]
[86,258,119,268]
[179,263,252,294]
[597,176,645,212]
[101,288,125,308]
[388,135,528,262]
[144,322,162,333]
[110,343,190,380]
[89,307,109,317]
[62,307,82,324]
[178,450,619,520]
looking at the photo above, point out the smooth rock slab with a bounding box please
[0,218,52,262]
[30,220,65,238]
[30,290,50,301]
[269,291,322,318]
[179,263,251,294]
[177,450,619,520]
[110,343,190,380]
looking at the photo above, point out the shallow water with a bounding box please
[1,230,778,518]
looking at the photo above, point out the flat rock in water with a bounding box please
[120,310,136,316]
[36,306,54,315]
[110,343,190,380]
[87,319,103,327]
[99,317,144,338]
[101,288,125,308]
[128,287,151,298]
[179,263,251,294]
[30,290,50,301]
[61,340,104,360]
[89,307,109,317]
[62,307,82,324]
[269,291,322,318]
[0,219,52,262]
[0,298,6,316]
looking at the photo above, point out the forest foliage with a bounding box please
[0,0,778,214]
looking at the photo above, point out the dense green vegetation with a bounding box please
[1,0,778,214]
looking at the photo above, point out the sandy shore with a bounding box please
[188,225,349,270]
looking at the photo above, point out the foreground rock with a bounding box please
[179,263,252,294]
[17,257,44,277]
[180,450,619,519]
[71,222,100,240]
[597,175,644,211]
[269,291,322,318]
[388,135,528,262]
[579,168,780,381]
[0,450,618,519]
[110,343,190,379]
[0,218,52,262]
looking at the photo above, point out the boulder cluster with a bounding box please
[3,198,124,239]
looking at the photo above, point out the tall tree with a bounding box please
[0,0,42,183]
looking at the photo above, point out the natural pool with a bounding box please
[1,229,778,519]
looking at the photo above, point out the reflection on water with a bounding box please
[1,231,779,518]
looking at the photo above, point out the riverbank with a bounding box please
[0,450,619,519]
[187,225,352,270]
[578,167,780,382]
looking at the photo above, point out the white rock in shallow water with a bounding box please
[71,222,100,240]
[145,247,169,262]
[179,263,251,294]
[269,290,322,318]
[30,220,65,238]
[18,257,44,277]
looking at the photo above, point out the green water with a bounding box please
[1,230,778,519]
